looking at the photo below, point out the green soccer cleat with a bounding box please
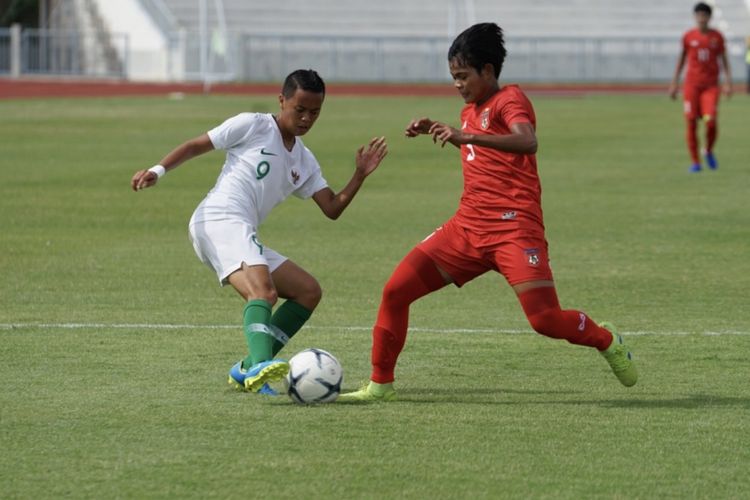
[600,322,638,387]
[338,381,396,402]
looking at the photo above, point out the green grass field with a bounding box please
[1,91,749,498]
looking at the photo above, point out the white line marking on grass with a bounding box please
[0,323,748,336]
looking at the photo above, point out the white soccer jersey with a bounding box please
[192,113,328,227]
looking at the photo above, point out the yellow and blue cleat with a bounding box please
[228,361,282,395]
[600,322,638,387]
[338,381,396,402]
[243,359,289,393]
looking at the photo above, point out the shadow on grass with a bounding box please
[588,394,750,410]
[383,389,750,409]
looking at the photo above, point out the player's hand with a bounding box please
[131,169,159,191]
[722,82,733,98]
[428,122,466,147]
[405,117,435,137]
[355,136,388,177]
[668,83,679,100]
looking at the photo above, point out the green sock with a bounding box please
[242,299,273,368]
[270,300,313,356]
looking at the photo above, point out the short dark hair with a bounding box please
[281,69,325,98]
[694,2,712,15]
[448,23,506,79]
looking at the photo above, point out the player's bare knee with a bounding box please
[247,287,278,306]
[299,279,322,310]
[265,289,279,306]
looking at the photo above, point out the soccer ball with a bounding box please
[284,348,343,404]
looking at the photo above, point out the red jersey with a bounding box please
[682,28,725,88]
[455,85,544,234]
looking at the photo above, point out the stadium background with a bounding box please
[1,0,749,87]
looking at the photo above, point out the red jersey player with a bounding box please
[669,2,732,173]
[340,23,637,402]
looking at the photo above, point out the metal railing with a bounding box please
[2,27,746,83]
[175,31,747,83]
[0,28,10,74]
[0,27,129,78]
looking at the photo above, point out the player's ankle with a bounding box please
[369,381,394,395]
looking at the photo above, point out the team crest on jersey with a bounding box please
[480,108,490,129]
[290,169,300,184]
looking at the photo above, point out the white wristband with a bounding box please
[148,165,166,178]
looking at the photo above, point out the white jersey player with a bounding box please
[131,70,388,394]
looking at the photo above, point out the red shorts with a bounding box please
[416,218,554,287]
[682,85,719,121]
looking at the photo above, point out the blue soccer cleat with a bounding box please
[228,360,281,395]
[688,162,701,173]
[243,359,289,393]
[257,383,279,396]
[704,151,718,170]
[228,360,248,390]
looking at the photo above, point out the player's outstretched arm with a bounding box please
[428,121,469,148]
[669,48,687,100]
[312,136,388,220]
[720,52,733,97]
[407,117,468,149]
[426,121,537,155]
[464,122,537,154]
[405,117,435,137]
[131,134,214,191]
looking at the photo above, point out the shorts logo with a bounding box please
[502,211,517,220]
[480,108,490,129]
[291,169,300,184]
[524,248,540,266]
[578,313,586,331]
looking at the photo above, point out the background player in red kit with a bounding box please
[669,2,732,173]
[340,23,637,402]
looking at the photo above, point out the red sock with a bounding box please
[517,287,612,351]
[705,118,717,152]
[686,118,700,164]
[371,248,447,383]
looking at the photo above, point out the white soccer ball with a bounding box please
[284,348,343,404]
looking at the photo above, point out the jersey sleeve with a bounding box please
[498,88,533,128]
[294,149,328,199]
[207,113,257,151]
